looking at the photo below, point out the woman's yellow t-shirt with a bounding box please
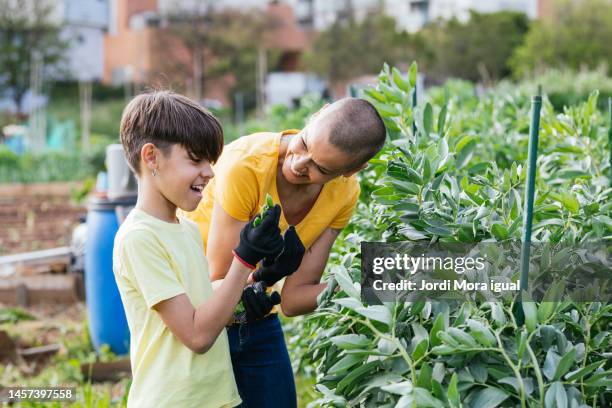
[185,130,361,255]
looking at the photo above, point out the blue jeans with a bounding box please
[227,314,297,408]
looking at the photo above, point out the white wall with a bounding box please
[61,26,106,81]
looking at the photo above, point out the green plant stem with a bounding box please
[495,331,527,408]
[352,316,417,384]
[525,339,545,406]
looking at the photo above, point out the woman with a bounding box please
[184,97,386,407]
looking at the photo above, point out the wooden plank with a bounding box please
[0,247,72,266]
[0,274,84,305]
[81,359,132,382]
[18,344,61,358]
[0,247,71,278]
[0,182,83,197]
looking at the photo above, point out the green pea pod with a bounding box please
[253,193,274,228]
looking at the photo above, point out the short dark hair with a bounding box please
[120,90,224,175]
[320,98,386,169]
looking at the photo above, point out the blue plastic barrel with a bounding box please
[84,197,135,355]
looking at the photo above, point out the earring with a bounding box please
[152,168,158,177]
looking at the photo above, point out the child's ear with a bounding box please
[141,143,158,172]
[342,163,368,178]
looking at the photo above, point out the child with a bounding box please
[112,91,284,407]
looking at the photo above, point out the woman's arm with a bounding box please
[280,227,341,316]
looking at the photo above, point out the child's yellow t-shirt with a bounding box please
[112,208,241,408]
[184,130,361,255]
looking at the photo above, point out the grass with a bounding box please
[0,304,130,407]
[1,305,317,407]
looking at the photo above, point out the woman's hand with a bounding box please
[253,226,305,285]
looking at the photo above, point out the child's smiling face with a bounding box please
[152,144,214,212]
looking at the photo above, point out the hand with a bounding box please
[241,282,281,322]
[233,204,284,269]
[253,226,305,286]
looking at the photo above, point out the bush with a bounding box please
[287,63,612,407]
[0,145,106,183]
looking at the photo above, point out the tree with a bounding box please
[511,0,612,77]
[152,4,280,109]
[302,11,415,83]
[422,11,530,84]
[0,0,68,116]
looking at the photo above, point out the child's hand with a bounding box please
[232,204,284,269]
[241,282,281,322]
[253,226,305,285]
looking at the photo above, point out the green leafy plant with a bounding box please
[288,63,611,407]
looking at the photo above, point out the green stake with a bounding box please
[608,97,612,186]
[514,95,542,325]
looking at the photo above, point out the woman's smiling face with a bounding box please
[281,118,355,185]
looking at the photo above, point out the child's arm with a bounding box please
[154,205,283,354]
[153,258,253,353]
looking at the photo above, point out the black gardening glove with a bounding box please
[233,204,284,269]
[252,226,305,286]
[241,281,281,322]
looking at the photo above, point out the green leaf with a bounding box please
[412,339,428,361]
[392,67,410,92]
[355,305,392,325]
[408,62,418,87]
[422,103,433,136]
[437,138,450,171]
[329,354,363,374]
[522,301,537,332]
[429,313,446,347]
[467,162,491,175]
[565,361,605,381]
[455,135,477,152]
[413,387,442,407]
[544,382,567,408]
[405,168,423,185]
[337,361,379,395]
[373,101,401,117]
[330,334,370,350]
[455,140,477,169]
[499,377,534,396]
[447,328,479,348]
[395,395,415,408]
[333,265,360,300]
[469,387,509,408]
[489,302,507,327]
[551,192,580,214]
[417,363,432,389]
[447,373,460,408]
[364,88,386,102]
[399,225,428,240]
[333,297,364,311]
[553,348,576,381]
[491,223,509,241]
[380,380,413,395]
[467,319,496,347]
[543,350,561,381]
[437,105,448,134]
